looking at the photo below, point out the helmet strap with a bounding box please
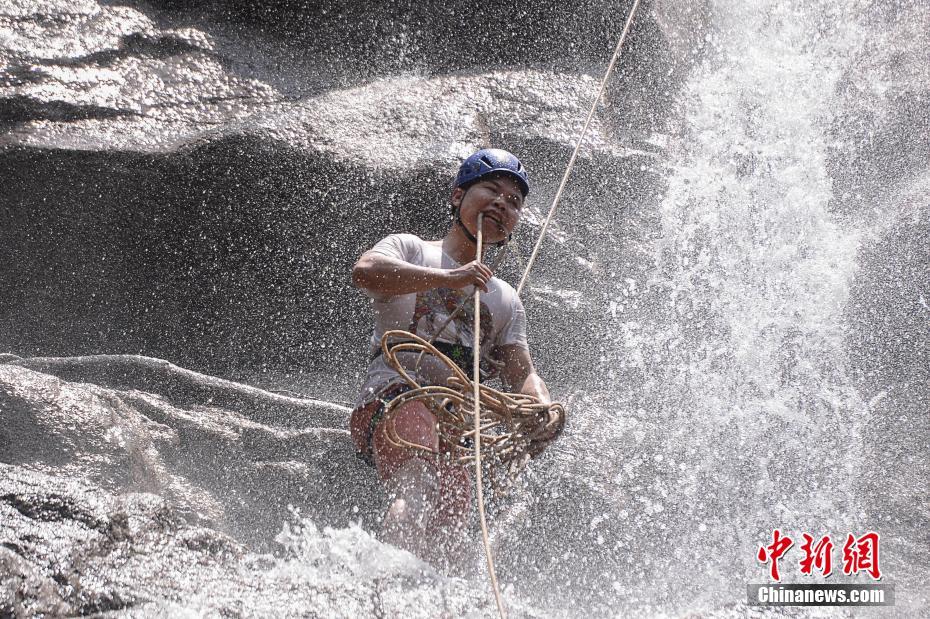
[455,209,511,248]
[455,210,479,246]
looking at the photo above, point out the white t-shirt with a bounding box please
[355,233,528,407]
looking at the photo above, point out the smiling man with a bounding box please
[350,148,558,562]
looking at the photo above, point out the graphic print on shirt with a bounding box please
[409,287,493,349]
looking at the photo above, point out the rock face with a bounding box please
[0,357,373,541]
[0,1,690,613]
[832,5,930,593]
[142,0,655,80]
[0,355,381,614]
[0,1,693,614]
[6,0,929,615]
[847,189,930,596]
[0,358,553,616]
[0,0,681,381]
[0,465,525,617]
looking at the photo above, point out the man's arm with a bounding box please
[498,343,562,457]
[497,343,551,406]
[352,251,494,296]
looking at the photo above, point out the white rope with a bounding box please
[478,2,643,611]
[473,213,507,618]
[517,0,642,296]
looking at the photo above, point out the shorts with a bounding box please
[349,382,412,467]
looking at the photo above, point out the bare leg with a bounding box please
[373,402,475,569]
[380,457,440,558]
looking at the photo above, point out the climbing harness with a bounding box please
[355,382,413,466]
[373,338,479,376]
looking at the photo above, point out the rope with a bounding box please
[378,211,566,614]
[472,215,505,618]
[378,332,565,481]
[379,329,566,619]
[412,244,510,376]
[516,0,642,296]
[377,214,556,617]
[377,4,640,612]
[378,329,565,619]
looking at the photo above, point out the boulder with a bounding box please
[0,359,378,544]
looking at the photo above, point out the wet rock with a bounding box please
[0,360,379,545]
[7,353,348,428]
[0,1,685,610]
[0,0,276,147]
[144,0,653,80]
[0,0,670,383]
[0,464,543,618]
[829,2,930,217]
[0,543,72,618]
[847,186,930,596]
[831,4,930,595]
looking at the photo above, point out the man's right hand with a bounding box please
[354,253,487,297]
[444,260,493,292]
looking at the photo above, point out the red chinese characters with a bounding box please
[757,530,883,581]
[799,534,834,577]
[757,529,794,581]
[842,532,882,580]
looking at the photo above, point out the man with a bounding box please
[350,148,558,562]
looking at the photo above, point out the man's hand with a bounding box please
[497,343,565,458]
[444,260,494,292]
[352,253,494,296]
[526,403,566,458]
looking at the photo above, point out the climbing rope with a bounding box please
[380,2,641,613]
[412,243,511,376]
[471,216,504,617]
[517,0,642,296]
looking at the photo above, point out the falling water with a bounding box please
[607,0,870,600]
[495,0,926,615]
[2,0,927,616]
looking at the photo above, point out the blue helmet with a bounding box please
[454,148,530,197]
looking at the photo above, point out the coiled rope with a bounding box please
[380,331,566,485]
